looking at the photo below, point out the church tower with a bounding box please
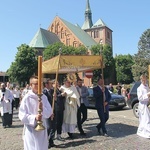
[82,0,113,48]
[82,0,93,29]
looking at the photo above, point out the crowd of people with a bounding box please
[1,74,150,150]
[108,82,130,101]
[0,82,30,128]
[0,77,91,150]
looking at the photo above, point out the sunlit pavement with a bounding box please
[0,107,149,150]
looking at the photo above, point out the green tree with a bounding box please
[43,42,64,60]
[115,54,134,84]
[7,44,37,86]
[91,44,115,84]
[132,29,150,81]
[7,62,17,82]
[43,42,87,61]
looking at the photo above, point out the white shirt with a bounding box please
[13,89,21,98]
[0,89,12,115]
[77,86,84,103]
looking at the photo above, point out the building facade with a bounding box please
[29,0,113,86]
[0,72,9,83]
[48,0,113,50]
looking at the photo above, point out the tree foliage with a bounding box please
[91,44,115,84]
[43,42,87,61]
[7,44,37,86]
[132,29,150,81]
[115,54,134,84]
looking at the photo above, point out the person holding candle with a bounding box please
[19,76,52,150]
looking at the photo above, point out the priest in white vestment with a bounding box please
[0,83,12,128]
[19,76,52,150]
[60,79,80,139]
[137,74,150,138]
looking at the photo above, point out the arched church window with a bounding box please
[55,22,59,34]
[94,30,99,38]
[51,24,54,32]
[66,38,70,46]
[107,31,110,39]
[73,41,77,47]
[61,28,64,39]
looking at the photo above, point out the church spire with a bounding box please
[82,0,93,30]
[85,0,91,12]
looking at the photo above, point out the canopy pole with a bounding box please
[100,45,106,113]
[51,48,62,118]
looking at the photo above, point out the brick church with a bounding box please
[29,0,113,86]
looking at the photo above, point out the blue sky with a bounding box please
[0,0,150,72]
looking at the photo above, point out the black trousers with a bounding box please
[96,108,109,134]
[46,117,56,145]
[1,112,11,127]
[14,98,20,109]
[10,100,14,125]
[56,110,64,135]
[77,103,87,133]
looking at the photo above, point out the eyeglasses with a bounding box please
[31,83,38,85]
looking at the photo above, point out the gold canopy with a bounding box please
[42,55,103,74]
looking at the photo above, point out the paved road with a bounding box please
[0,107,150,150]
[109,106,138,121]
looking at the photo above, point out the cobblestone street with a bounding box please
[0,108,150,150]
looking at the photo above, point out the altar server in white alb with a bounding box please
[19,76,52,150]
[137,74,150,138]
[0,83,13,128]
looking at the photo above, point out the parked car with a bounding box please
[87,87,126,110]
[127,81,141,118]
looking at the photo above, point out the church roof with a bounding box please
[92,19,109,28]
[59,17,97,48]
[82,19,93,30]
[29,28,60,48]
[74,23,81,28]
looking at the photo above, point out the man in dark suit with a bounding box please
[76,79,89,135]
[43,80,56,148]
[54,81,66,141]
[93,76,111,137]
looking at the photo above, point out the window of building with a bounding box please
[73,41,77,47]
[107,31,110,39]
[61,28,64,39]
[51,24,54,32]
[94,30,99,38]
[55,23,59,34]
[66,39,70,46]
